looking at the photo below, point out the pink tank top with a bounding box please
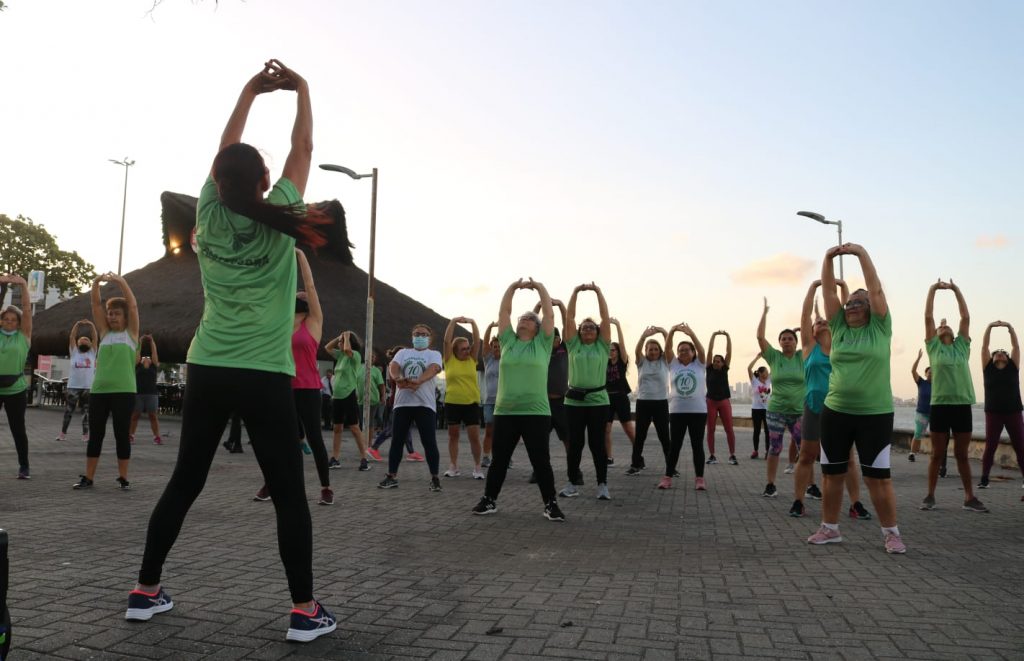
[291,322,322,390]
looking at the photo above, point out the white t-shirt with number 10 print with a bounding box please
[391,348,443,410]
[669,359,707,414]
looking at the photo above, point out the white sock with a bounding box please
[822,522,839,531]
[881,525,900,537]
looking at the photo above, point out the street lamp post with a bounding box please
[797,210,843,279]
[319,164,378,437]
[109,157,136,275]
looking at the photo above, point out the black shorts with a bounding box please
[929,404,972,435]
[445,402,481,426]
[331,391,359,426]
[819,406,894,479]
[607,392,632,422]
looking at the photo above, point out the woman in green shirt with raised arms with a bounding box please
[0,274,32,480]
[472,278,564,521]
[128,61,336,643]
[921,279,986,513]
[808,243,904,554]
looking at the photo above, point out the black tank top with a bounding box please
[984,360,1023,413]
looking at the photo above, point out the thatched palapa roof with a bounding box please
[31,192,459,363]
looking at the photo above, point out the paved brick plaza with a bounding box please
[2,407,1023,660]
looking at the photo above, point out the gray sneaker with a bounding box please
[481,455,491,469]
[559,483,579,498]
[920,495,936,510]
[962,497,989,513]
[596,483,610,500]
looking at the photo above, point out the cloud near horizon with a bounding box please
[731,253,816,286]
[975,234,1011,249]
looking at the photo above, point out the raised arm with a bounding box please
[84,320,98,347]
[443,317,459,362]
[683,324,706,364]
[924,280,940,341]
[756,297,770,353]
[69,320,83,354]
[722,331,733,367]
[666,326,679,364]
[90,274,108,335]
[1,276,31,340]
[707,333,717,364]
[1009,323,1021,367]
[635,327,655,364]
[747,353,762,382]
[531,279,555,336]
[593,283,611,345]
[533,299,567,331]
[272,60,314,197]
[468,318,481,359]
[341,331,354,358]
[497,279,522,335]
[801,280,820,355]
[981,323,994,367]
[821,248,842,320]
[483,321,497,349]
[610,318,626,362]
[295,248,323,341]
[564,285,583,342]
[324,333,342,357]
[111,274,140,340]
[911,348,924,382]
[844,243,887,317]
[836,279,851,306]
[949,279,970,341]
[149,334,160,367]
[216,64,285,169]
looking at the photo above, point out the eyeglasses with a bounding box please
[844,299,869,309]
[518,315,538,323]
[580,325,598,331]
[412,331,430,337]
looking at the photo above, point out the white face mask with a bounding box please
[0,329,17,336]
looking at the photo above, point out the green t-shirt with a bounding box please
[494,326,554,416]
[356,364,384,405]
[761,344,804,415]
[0,331,29,396]
[332,350,361,399]
[565,335,611,407]
[926,334,976,405]
[91,331,139,394]
[824,311,894,415]
[187,176,301,376]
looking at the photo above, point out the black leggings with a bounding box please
[0,390,29,470]
[485,415,556,503]
[388,406,440,476]
[138,364,313,603]
[294,389,330,488]
[549,396,569,442]
[751,408,768,452]
[633,399,669,469]
[566,404,609,485]
[88,392,135,459]
[670,413,707,478]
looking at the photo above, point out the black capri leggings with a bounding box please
[0,391,30,470]
[485,414,556,503]
[751,408,768,453]
[294,388,330,488]
[633,399,669,469]
[566,404,609,485]
[669,412,707,478]
[88,392,135,460]
[138,364,314,604]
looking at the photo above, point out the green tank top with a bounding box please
[91,331,138,394]
[0,331,29,396]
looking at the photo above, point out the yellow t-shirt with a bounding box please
[444,355,480,405]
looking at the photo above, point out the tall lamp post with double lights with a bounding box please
[110,157,136,275]
[319,164,378,433]
[797,210,844,279]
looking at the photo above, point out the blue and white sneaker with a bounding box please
[286,601,337,642]
[125,587,174,621]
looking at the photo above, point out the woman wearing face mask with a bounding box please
[59,319,98,443]
[629,327,672,484]
[756,297,804,499]
[978,321,1024,489]
[379,324,444,491]
[604,318,635,468]
[808,244,903,553]
[472,278,563,521]
[667,323,709,490]
[921,280,986,513]
[327,330,370,471]
[747,357,771,458]
[559,282,613,501]
[705,330,737,466]
[74,272,140,491]
[442,316,483,479]
[0,274,32,480]
[909,349,932,463]
[129,61,336,641]
[129,334,163,446]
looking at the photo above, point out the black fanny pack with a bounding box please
[0,374,22,388]
[565,385,606,401]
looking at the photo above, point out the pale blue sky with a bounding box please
[1,1,1020,396]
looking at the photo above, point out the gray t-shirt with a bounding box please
[483,354,500,405]
[391,348,443,410]
[636,357,669,401]
[547,345,569,396]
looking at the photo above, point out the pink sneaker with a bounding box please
[82,433,89,443]
[129,434,135,445]
[407,452,425,462]
[884,532,907,554]
[56,432,66,442]
[807,525,842,545]
[695,477,707,491]
[657,476,672,489]
[367,448,383,461]
[153,436,163,445]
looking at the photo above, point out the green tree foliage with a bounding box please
[0,214,96,303]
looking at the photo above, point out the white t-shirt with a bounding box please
[391,348,443,410]
[669,359,707,414]
[636,357,669,401]
[751,377,772,410]
[67,348,97,390]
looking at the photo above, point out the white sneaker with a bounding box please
[472,468,485,480]
[783,464,795,474]
[443,466,461,478]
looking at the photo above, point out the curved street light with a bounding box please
[797,210,843,279]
